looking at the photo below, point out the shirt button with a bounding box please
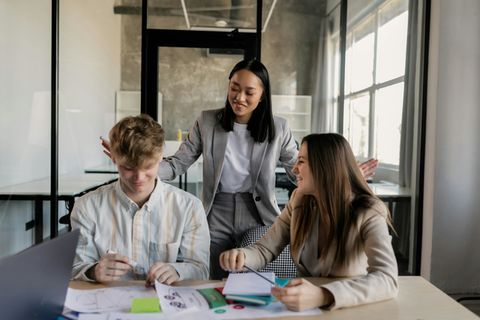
[255,196,261,201]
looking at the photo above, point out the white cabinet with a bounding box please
[272,95,312,143]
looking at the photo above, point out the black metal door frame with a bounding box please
[141,29,258,119]
[139,0,261,120]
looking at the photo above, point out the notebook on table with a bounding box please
[0,229,80,320]
[223,272,276,296]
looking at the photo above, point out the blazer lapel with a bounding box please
[251,140,268,187]
[212,123,229,190]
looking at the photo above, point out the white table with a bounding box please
[69,276,478,319]
[368,182,411,212]
[0,174,118,243]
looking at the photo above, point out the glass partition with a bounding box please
[0,0,51,256]
[58,0,124,175]
[157,47,241,196]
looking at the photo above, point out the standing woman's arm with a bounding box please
[277,118,299,183]
[158,115,204,180]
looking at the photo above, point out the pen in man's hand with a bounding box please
[244,265,276,286]
[106,249,138,269]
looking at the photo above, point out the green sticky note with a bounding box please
[130,297,161,313]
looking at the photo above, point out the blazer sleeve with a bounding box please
[277,118,298,183]
[158,115,203,180]
[242,193,295,269]
[321,205,399,309]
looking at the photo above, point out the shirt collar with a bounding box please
[114,177,164,212]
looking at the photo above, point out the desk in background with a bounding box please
[0,174,118,244]
[275,167,411,211]
[368,181,411,213]
[85,159,203,197]
[69,276,478,319]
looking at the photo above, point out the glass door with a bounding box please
[157,47,244,196]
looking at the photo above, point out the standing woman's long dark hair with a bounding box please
[219,59,276,143]
[291,133,391,267]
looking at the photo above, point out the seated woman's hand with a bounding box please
[271,278,334,311]
[219,249,246,272]
[146,262,180,287]
[358,158,379,180]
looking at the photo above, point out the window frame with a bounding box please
[335,0,409,182]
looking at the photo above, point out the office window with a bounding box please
[343,0,408,170]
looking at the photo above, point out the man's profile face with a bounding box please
[115,153,162,196]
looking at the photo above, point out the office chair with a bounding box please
[239,225,297,279]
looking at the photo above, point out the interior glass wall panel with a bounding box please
[58,0,140,170]
[0,0,51,256]
[260,0,324,142]
[157,47,241,196]
[57,0,131,232]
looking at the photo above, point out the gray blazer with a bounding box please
[158,108,298,225]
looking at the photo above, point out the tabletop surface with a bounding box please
[70,276,478,320]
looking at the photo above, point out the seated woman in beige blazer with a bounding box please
[220,133,398,311]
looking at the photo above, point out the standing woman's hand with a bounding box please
[271,278,334,311]
[100,136,112,159]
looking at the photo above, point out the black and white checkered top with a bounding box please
[239,225,297,279]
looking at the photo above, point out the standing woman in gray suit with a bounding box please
[157,59,298,279]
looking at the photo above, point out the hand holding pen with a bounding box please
[219,249,290,288]
[89,250,131,283]
[219,248,247,273]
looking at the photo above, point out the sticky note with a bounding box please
[130,297,161,313]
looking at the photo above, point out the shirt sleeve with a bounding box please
[168,198,210,281]
[321,207,399,309]
[70,198,99,282]
[158,115,203,181]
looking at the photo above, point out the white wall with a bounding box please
[423,0,480,293]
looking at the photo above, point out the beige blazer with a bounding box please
[158,109,298,225]
[243,190,399,309]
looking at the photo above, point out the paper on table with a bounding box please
[155,281,227,313]
[223,272,275,296]
[78,307,216,320]
[65,286,156,313]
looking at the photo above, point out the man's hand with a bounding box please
[271,278,334,311]
[146,263,180,287]
[358,158,379,180]
[90,252,131,283]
